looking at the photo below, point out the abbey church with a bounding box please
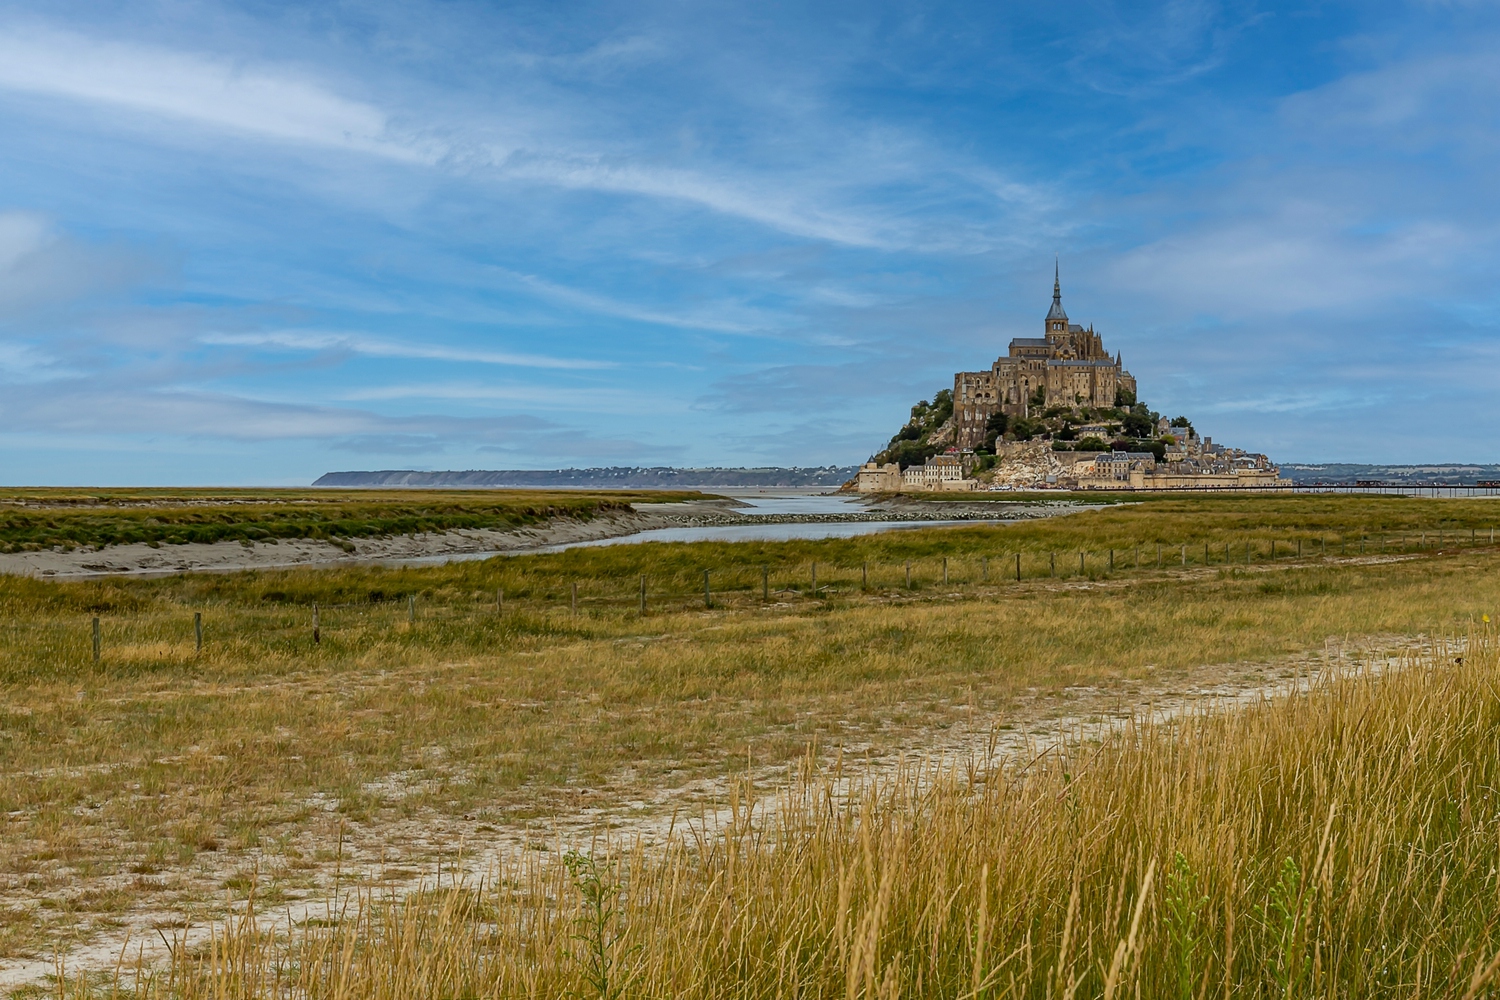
[952,267,1136,451]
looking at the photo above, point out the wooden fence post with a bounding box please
[906,561,912,588]
[496,588,503,613]
[313,602,320,645]
[194,611,202,653]
[408,595,416,623]
[571,582,578,616]
[812,561,818,596]
[942,557,948,585]
[704,570,711,608]
[1078,551,1084,575]
[1015,553,1021,581]
[763,565,770,601]
[1180,544,1186,567]
[1109,549,1114,572]
[1050,552,1055,577]
[92,616,100,664]
[640,575,647,616]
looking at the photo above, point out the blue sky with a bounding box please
[0,1,1497,483]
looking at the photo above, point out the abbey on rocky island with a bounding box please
[854,264,1289,493]
[952,265,1136,452]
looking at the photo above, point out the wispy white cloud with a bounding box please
[0,211,47,270]
[1280,44,1500,151]
[334,380,677,414]
[0,210,163,316]
[498,154,899,249]
[200,329,614,370]
[0,25,437,162]
[501,269,774,334]
[0,24,1041,254]
[0,379,665,460]
[1105,205,1473,319]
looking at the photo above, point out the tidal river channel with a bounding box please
[390,490,1029,567]
[516,490,1018,556]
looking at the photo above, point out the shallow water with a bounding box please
[385,518,1009,566]
[389,490,1015,565]
[520,517,1008,554]
[714,491,867,516]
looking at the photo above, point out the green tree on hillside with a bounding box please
[874,389,954,468]
[1011,416,1042,441]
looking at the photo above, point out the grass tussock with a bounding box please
[80,627,1500,998]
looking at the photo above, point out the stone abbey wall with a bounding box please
[952,275,1136,451]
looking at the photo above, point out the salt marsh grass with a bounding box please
[0,488,688,552]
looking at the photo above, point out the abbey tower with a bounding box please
[951,265,1136,451]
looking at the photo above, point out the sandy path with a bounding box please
[0,629,1438,994]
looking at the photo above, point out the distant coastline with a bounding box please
[1281,463,1500,485]
[313,466,861,489]
[313,463,1500,490]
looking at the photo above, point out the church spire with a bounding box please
[1045,257,1068,324]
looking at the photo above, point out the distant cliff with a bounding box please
[314,467,861,488]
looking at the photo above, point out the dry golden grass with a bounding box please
[5,493,1500,990]
[67,628,1500,998]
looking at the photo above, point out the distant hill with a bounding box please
[1281,463,1500,484]
[313,467,861,488]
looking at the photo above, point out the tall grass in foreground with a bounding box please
[71,630,1500,999]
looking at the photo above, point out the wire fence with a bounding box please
[8,526,1497,666]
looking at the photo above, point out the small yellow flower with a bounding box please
[1485,614,1492,624]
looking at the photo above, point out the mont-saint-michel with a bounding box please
[858,268,1287,492]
